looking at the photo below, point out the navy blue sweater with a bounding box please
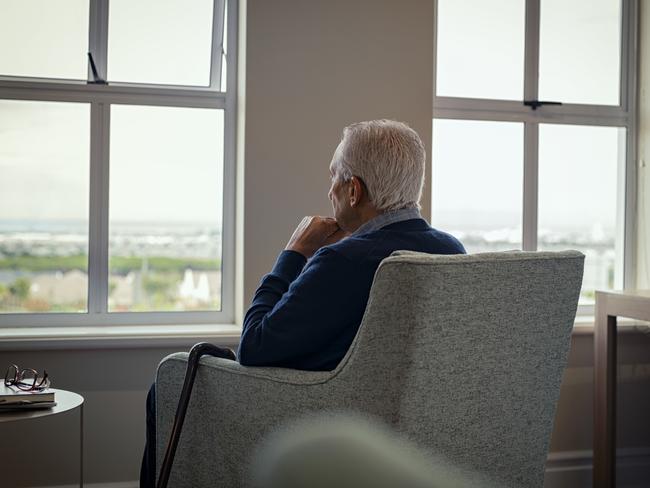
[237,218,465,371]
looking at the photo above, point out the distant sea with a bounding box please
[0,220,221,235]
[0,220,223,261]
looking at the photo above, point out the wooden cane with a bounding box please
[157,342,237,488]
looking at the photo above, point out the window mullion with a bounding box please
[522,0,540,252]
[622,0,639,289]
[620,0,637,113]
[617,128,629,290]
[432,0,439,103]
[87,102,110,315]
[523,0,540,105]
[209,0,227,90]
[522,123,538,251]
[221,0,238,324]
[88,0,109,82]
[0,79,227,108]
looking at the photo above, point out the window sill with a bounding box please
[570,316,650,335]
[2,318,647,352]
[0,324,241,351]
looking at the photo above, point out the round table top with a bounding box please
[0,389,84,423]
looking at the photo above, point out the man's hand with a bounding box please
[322,226,349,247]
[285,216,348,258]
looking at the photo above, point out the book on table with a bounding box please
[0,384,56,410]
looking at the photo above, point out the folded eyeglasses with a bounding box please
[4,364,50,391]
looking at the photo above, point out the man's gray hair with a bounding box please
[334,119,425,211]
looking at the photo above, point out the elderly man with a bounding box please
[140,120,464,487]
[237,119,465,371]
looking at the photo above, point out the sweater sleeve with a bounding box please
[237,247,361,367]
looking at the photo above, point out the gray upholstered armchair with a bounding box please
[156,251,584,488]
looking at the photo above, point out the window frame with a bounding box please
[432,0,639,316]
[0,0,238,327]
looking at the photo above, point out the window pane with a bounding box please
[0,100,90,313]
[0,1,89,80]
[109,106,224,312]
[539,0,621,105]
[538,125,622,304]
[436,0,525,100]
[432,119,524,252]
[108,0,214,86]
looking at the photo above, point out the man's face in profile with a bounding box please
[328,143,352,230]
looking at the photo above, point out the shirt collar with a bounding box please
[352,206,422,236]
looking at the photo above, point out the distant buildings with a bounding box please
[179,269,220,305]
[4,268,222,312]
[110,272,136,310]
[30,270,87,305]
[109,268,222,311]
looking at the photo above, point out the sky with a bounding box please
[433,0,622,234]
[0,0,223,226]
[436,0,621,104]
[0,0,624,235]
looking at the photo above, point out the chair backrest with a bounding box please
[337,251,584,487]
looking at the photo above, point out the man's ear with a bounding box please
[349,176,364,207]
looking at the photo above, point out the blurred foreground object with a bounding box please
[252,413,496,488]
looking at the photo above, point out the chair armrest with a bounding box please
[159,352,336,385]
[154,353,341,487]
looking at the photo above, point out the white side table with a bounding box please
[0,389,84,487]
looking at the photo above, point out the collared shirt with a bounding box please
[352,206,423,236]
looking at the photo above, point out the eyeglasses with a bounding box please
[4,364,50,391]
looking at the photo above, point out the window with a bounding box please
[432,0,637,313]
[0,0,237,326]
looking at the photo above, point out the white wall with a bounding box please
[1,1,649,486]
[242,0,434,302]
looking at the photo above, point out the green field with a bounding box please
[0,254,221,273]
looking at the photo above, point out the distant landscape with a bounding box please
[0,219,614,313]
[0,220,222,313]
[449,225,617,304]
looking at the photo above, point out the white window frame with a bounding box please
[0,0,238,327]
[432,0,639,316]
